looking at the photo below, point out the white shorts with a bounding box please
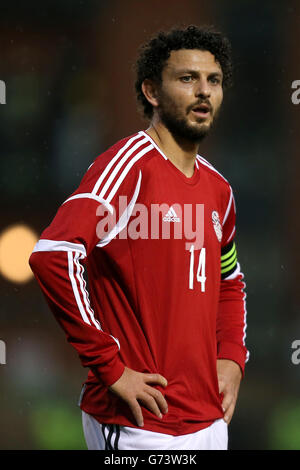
[82,411,228,450]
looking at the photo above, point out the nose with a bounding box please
[195,77,211,99]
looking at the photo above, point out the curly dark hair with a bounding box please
[134,25,233,120]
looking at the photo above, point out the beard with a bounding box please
[157,90,219,143]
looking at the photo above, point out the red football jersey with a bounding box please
[29,131,248,436]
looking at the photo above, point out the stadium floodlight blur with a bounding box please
[0,224,38,283]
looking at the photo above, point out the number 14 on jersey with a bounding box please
[189,245,206,291]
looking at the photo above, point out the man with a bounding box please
[29,25,248,450]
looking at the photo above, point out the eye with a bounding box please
[180,76,193,82]
[209,76,221,85]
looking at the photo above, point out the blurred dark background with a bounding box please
[0,0,300,450]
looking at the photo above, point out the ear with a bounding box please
[141,79,159,110]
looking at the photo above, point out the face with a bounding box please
[155,49,224,142]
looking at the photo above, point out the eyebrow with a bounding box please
[173,69,223,78]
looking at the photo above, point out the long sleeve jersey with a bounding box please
[29,130,248,436]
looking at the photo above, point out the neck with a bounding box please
[145,117,199,178]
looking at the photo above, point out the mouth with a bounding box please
[191,103,211,119]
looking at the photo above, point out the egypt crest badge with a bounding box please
[212,211,222,242]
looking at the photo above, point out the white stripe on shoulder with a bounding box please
[68,251,91,326]
[222,187,233,227]
[110,335,120,350]
[196,155,229,183]
[74,252,101,330]
[243,287,249,362]
[106,144,153,203]
[225,226,236,244]
[237,266,248,359]
[140,131,168,160]
[98,136,148,200]
[97,170,142,247]
[33,239,86,257]
[91,133,143,196]
[62,193,113,214]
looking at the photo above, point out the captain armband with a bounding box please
[221,241,238,280]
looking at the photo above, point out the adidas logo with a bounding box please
[163,206,180,223]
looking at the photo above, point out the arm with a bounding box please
[216,187,249,423]
[29,195,126,387]
[29,150,168,425]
